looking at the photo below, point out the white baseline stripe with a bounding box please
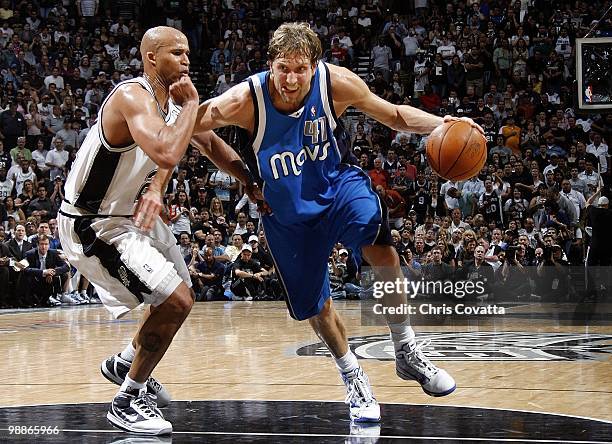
[0,399,610,426]
[0,428,606,443]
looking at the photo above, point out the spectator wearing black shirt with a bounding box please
[0,102,26,149]
[231,244,266,301]
[193,247,226,301]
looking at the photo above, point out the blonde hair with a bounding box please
[267,22,322,65]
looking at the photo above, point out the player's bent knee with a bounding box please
[158,284,194,319]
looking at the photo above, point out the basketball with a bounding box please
[426,120,487,181]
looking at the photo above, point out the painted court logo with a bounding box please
[296,332,612,361]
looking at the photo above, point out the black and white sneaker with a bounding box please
[101,354,171,407]
[107,387,172,435]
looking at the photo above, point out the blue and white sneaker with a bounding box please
[101,354,171,408]
[107,387,172,435]
[342,367,381,422]
[395,339,456,396]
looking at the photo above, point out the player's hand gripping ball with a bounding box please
[426,118,487,181]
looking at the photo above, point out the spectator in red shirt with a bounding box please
[376,185,406,229]
[419,85,441,113]
[369,157,389,189]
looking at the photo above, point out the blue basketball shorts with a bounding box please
[262,165,391,320]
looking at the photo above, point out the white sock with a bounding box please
[120,375,145,393]
[119,342,136,362]
[389,319,416,351]
[335,350,359,374]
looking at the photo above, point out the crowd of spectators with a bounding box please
[0,0,611,308]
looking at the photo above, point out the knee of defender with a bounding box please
[164,289,194,319]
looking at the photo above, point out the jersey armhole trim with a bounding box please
[248,76,266,180]
[97,80,150,153]
[247,77,260,150]
[320,62,341,130]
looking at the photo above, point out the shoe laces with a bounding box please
[403,339,438,378]
[132,391,160,419]
[343,368,375,407]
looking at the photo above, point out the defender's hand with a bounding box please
[169,76,199,106]
[134,188,163,231]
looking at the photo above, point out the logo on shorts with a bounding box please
[295,332,612,361]
[143,264,152,273]
[118,265,130,288]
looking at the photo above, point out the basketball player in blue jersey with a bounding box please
[140,22,483,423]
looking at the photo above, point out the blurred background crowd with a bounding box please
[0,0,611,308]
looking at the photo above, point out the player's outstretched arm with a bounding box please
[329,64,442,134]
[193,82,253,133]
[329,64,482,135]
[116,76,199,168]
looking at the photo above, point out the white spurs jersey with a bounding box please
[64,77,181,216]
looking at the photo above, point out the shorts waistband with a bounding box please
[59,200,132,219]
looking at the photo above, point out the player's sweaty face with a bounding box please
[270,55,314,107]
[158,38,190,83]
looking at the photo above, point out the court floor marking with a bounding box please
[0,428,604,443]
[0,399,610,425]
[1,381,610,395]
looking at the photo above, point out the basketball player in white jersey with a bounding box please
[57,27,236,435]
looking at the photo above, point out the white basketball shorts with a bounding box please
[58,211,191,318]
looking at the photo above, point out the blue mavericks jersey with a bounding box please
[247,61,354,224]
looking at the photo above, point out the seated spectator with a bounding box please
[24,234,69,306]
[375,185,405,229]
[231,244,267,301]
[191,247,226,301]
[223,233,245,263]
[26,185,56,220]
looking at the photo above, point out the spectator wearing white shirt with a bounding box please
[402,31,419,59]
[586,133,608,174]
[44,67,64,90]
[0,166,13,199]
[209,169,238,205]
[338,29,353,59]
[45,137,69,181]
[235,193,259,221]
[109,18,129,36]
[461,176,485,199]
[561,179,586,223]
[56,120,79,149]
[449,208,470,234]
[578,160,601,195]
[357,8,371,28]
[440,180,461,210]
[11,158,37,195]
[31,140,49,176]
[436,36,456,65]
[37,94,53,117]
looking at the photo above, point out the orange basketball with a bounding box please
[426,120,487,181]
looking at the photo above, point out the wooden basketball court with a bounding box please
[0,300,611,442]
